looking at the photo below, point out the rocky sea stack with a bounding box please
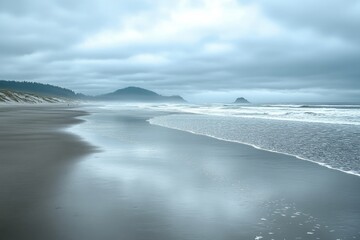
[234,97,250,104]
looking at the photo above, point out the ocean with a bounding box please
[147,104,360,176]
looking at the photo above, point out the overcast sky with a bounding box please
[0,0,359,103]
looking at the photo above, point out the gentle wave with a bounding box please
[149,114,360,177]
[141,103,360,126]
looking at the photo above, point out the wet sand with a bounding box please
[1,106,360,240]
[61,108,360,240]
[0,105,95,240]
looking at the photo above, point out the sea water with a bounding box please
[147,104,360,176]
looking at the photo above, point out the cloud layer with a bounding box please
[1,0,359,102]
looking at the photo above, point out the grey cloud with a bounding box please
[0,0,359,102]
[249,0,360,42]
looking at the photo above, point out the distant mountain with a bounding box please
[0,90,66,103]
[97,86,186,103]
[0,80,77,98]
[0,80,186,104]
[234,97,250,104]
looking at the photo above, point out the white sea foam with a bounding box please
[142,103,360,125]
[148,110,360,177]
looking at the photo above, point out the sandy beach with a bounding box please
[1,106,359,240]
[0,105,95,239]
